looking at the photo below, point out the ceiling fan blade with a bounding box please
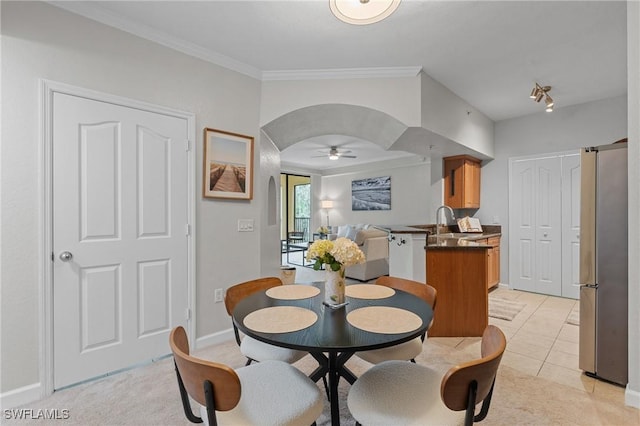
[340,155,357,158]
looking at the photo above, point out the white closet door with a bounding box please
[510,159,537,293]
[534,157,562,296]
[509,156,563,296]
[561,154,581,299]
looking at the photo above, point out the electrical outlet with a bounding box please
[214,288,223,303]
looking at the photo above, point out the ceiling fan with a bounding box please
[312,146,357,161]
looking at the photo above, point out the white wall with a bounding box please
[476,96,628,286]
[261,77,422,127]
[420,73,494,158]
[1,1,262,395]
[258,133,283,278]
[320,162,430,227]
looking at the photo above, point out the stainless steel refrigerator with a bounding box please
[578,142,628,386]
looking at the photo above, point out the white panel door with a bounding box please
[52,92,189,389]
[534,157,562,296]
[510,156,562,296]
[561,154,581,299]
[510,159,536,293]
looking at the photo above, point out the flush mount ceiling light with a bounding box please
[530,83,554,112]
[329,0,401,25]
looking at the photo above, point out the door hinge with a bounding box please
[185,140,191,152]
[184,308,191,321]
[51,252,55,262]
[185,224,191,236]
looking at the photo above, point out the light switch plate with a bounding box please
[238,219,254,232]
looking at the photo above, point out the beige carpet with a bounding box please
[5,337,639,425]
[489,296,526,321]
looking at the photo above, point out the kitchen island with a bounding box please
[379,225,429,283]
[425,228,501,337]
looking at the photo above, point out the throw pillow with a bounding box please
[346,226,358,241]
[337,225,349,238]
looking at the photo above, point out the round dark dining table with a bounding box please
[232,282,433,426]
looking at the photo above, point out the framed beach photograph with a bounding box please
[203,128,254,200]
[351,176,391,211]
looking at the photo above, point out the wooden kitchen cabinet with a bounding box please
[443,155,481,208]
[426,247,489,337]
[487,236,501,288]
[476,236,500,288]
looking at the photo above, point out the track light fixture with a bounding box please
[530,83,554,112]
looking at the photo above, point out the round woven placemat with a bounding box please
[345,284,395,299]
[243,306,318,333]
[266,285,320,300]
[347,306,422,334]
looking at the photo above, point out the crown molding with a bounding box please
[48,2,422,83]
[47,1,262,80]
[262,66,423,81]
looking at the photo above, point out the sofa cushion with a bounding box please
[346,226,359,241]
[337,225,349,238]
[354,228,388,246]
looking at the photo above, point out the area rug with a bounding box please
[488,296,526,321]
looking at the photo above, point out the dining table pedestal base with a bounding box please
[309,351,357,426]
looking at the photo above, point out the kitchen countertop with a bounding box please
[425,232,501,250]
[378,225,429,234]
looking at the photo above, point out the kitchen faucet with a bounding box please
[435,205,455,236]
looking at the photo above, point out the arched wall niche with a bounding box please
[267,176,277,226]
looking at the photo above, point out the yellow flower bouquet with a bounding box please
[307,237,365,306]
[316,225,330,235]
[306,237,365,271]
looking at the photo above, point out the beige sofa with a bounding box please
[330,226,389,281]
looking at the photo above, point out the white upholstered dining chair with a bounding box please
[355,276,437,364]
[169,326,323,426]
[348,325,506,426]
[224,277,307,365]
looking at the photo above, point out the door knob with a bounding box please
[59,251,73,262]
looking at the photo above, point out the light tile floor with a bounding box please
[282,256,629,403]
[471,286,625,399]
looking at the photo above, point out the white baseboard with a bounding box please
[626,384,640,408]
[194,328,234,349]
[0,331,234,409]
[0,382,42,409]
